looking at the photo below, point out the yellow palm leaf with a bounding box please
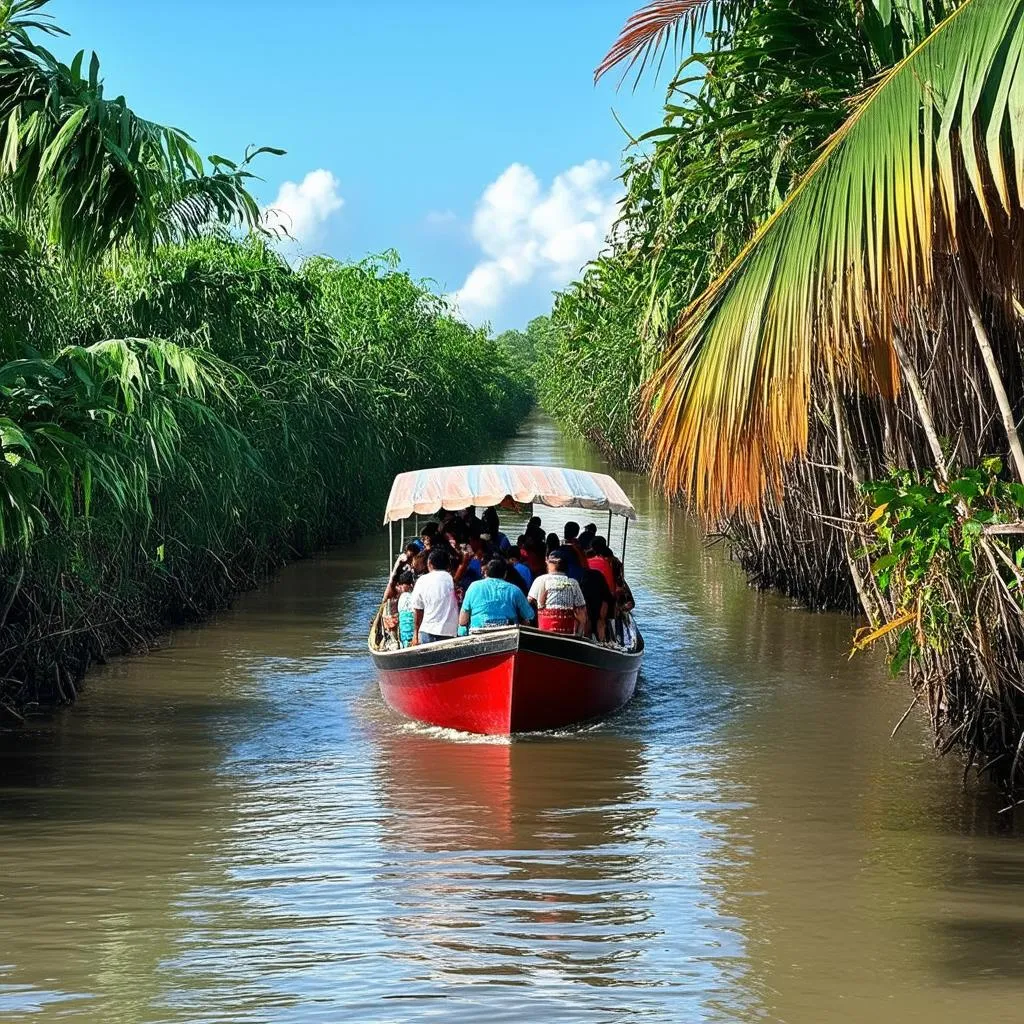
[647,0,1024,518]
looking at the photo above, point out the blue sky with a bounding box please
[46,1,666,331]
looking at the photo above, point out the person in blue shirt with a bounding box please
[459,558,535,633]
[482,507,512,554]
[506,547,533,589]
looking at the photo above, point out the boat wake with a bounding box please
[394,716,611,744]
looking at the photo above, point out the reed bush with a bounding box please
[0,233,532,719]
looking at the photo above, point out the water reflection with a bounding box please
[5,413,1024,1022]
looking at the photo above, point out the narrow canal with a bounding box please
[2,413,1023,1023]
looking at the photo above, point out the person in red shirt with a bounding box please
[587,536,617,593]
[520,535,547,578]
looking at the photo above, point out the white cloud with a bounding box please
[424,208,458,228]
[261,169,344,246]
[450,160,621,324]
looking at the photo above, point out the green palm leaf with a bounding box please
[0,2,275,256]
[647,0,1024,517]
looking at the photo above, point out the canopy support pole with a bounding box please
[607,510,612,539]
[622,517,629,570]
[389,521,394,569]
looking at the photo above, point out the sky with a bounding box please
[46,1,666,332]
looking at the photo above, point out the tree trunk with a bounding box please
[890,333,949,481]
[960,271,1024,482]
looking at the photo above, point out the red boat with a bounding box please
[368,463,644,735]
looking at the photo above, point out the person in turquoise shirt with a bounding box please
[459,558,535,633]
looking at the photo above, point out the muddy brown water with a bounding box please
[2,412,1023,1023]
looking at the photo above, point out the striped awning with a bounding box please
[383,464,637,524]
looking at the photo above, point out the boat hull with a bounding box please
[371,626,642,735]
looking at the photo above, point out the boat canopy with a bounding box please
[383,464,638,525]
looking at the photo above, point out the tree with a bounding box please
[0,0,275,258]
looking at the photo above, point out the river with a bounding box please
[1,412,1023,1023]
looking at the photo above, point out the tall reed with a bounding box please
[0,234,531,719]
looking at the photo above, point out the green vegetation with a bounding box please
[0,4,530,718]
[541,0,1024,795]
[855,463,1024,787]
[495,316,553,386]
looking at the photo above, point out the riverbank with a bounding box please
[0,235,531,721]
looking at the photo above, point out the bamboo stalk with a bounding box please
[960,269,1024,483]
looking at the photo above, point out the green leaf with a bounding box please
[871,553,900,574]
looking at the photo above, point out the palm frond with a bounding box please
[595,0,713,87]
[646,0,1024,519]
[0,9,277,257]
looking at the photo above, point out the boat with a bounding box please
[368,464,644,735]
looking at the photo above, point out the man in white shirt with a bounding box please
[411,548,460,645]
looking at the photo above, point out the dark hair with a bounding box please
[404,540,419,554]
[528,516,541,530]
[420,522,439,538]
[516,534,528,547]
[428,547,450,571]
[584,523,597,533]
[482,507,499,530]
[506,546,520,561]
[546,552,567,572]
[546,532,560,554]
[564,521,580,540]
[506,562,529,594]
[484,557,506,579]
[398,570,415,586]
[591,536,609,557]
[446,518,468,544]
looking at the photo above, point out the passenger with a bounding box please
[396,570,417,647]
[409,549,428,579]
[482,507,512,554]
[554,522,588,584]
[391,540,421,577]
[505,558,530,596]
[607,544,636,614]
[586,536,617,593]
[454,536,485,592]
[411,548,460,645]
[442,523,469,571]
[444,517,468,550]
[545,532,560,557]
[419,522,440,550]
[507,546,533,589]
[476,531,499,561]
[460,506,483,535]
[563,522,590,570]
[525,515,545,543]
[522,536,547,577]
[579,522,598,553]
[382,571,402,633]
[580,565,613,642]
[528,552,588,635]
[460,558,535,632]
